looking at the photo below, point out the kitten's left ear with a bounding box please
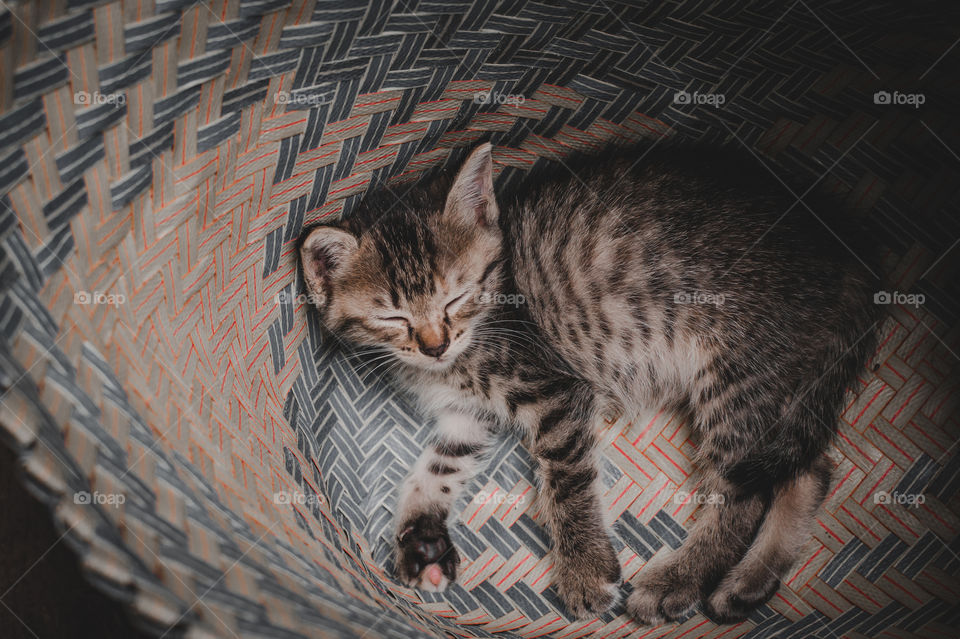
[445,143,499,228]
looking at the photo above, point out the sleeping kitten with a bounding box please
[298,143,879,623]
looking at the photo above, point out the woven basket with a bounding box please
[1,1,958,637]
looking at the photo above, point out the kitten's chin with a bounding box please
[398,340,470,372]
[401,354,458,372]
[416,358,457,372]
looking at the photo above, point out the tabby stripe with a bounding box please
[551,466,596,503]
[435,441,482,457]
[536,407,567,439]
[505,388,538,415]
[540,430,590,464]
[428,462,458,475]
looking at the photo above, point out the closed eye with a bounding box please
[444,293,468,316]
[375,316,410,328]
[479,259,503,284]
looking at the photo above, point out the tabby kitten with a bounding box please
[298,142,879,624]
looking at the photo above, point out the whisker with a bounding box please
[469,330,540,347]
[360,357,402,385]
[369,359,407,386]
[481,317,540,328]
[467,334,549,360]
[340,346,390,361]
[344,350,393,365]
[470,328,549,351]
[353,353,399,372]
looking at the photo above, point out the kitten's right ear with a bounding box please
[299,226,359,309]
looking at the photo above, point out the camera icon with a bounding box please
[873,291,891,305]
[274,492,290,504]
[674,291,692,304]
[873,91,891,105]
[674,91,691,104]
[75,91,90,105]
[74,291,91,304]
[74,491,91,504]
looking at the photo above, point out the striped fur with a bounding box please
[299,142,879,622]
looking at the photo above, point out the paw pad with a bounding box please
[395,514,459,592]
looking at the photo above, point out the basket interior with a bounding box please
[0,1,958,638]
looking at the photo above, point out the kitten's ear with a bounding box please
[445,143,498,228]
[299,226,359,309]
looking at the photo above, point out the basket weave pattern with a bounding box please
[0,1,958,638]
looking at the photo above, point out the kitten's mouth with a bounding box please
[391,350,454,371]
[401,339,469,371]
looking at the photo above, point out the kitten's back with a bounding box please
[501,143,880,412]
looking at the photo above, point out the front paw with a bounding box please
[627,561,700,625]
[395,513,459,592]
[554,548,622,618]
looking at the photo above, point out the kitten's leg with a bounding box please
[395,410,492,591]
[532,400,622,618]
[704,455,832,623]
[626,473,768,624]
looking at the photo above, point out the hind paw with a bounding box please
[704,571,780,623]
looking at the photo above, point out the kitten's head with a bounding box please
[299,144,502,371]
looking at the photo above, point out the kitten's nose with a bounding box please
[417,328,449,358]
